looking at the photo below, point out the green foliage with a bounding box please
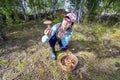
[0,0,19,26]
[85,0,100,21]
[14,14,21,24]
[6,16,13,25]
[52,15,63,24]
[17,60,27,72]
[0,0,119,26]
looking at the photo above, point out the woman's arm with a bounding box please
[41,23,61,43]
[61,30,73,46]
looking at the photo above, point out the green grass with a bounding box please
[0,59,9,65]
[0,21,120,80]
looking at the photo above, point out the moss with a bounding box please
[57,52,66,59]
[38,67,46,77]
[0,59,9,65]
[24,75,33,80]
[51,69,60,79]
[66,72,79,80]
[17,60,27,72]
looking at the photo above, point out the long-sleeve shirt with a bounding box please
[42,23,73,47]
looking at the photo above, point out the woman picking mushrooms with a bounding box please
[42,13,77,60]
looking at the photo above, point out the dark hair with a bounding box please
[64,16,70,20]
[71,22,74,26]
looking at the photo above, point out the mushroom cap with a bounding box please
[43,20,52,25]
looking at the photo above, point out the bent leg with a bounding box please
[58,40,68,51]
[49,35,57,60]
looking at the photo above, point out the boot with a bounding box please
[51,52,57,60]
[51,47,57,60]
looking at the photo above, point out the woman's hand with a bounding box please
[57,32,65,39]
[44,28,52,37]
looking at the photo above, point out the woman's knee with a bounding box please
[60,45,68,51]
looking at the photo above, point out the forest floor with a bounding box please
[0,21,120,80]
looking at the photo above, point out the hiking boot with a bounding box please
[51,52,57,60]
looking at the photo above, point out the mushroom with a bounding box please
[43,20,52,28]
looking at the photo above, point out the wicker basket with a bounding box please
[59,53,78,71]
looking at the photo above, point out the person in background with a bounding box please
[42,13,77,60]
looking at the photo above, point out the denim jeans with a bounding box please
[49,34,68,53]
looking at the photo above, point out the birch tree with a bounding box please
[18,0,28,21]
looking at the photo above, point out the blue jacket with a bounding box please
[42,23,73,47]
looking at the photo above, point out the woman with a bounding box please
[42,13,77,60]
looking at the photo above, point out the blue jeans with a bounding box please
[49,34,68,53]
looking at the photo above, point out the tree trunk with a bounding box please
[77,0,84,23]
[77,6,84,23]
[18,0,28,21]
[32,7,38,20]
[49,0,58,16]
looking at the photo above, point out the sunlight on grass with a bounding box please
[38,66,46,77]
[110,57,120,63]
[96,58,120,76]
[1,21,120,80]
[57,52,66,59]
[0,59,9,65]
[110,30,120,41]
[77,51,96,61]
[102,28,120,41]
[109,58,120,67]
[72,32,87,41]
[102,29,120,48]
[17,60,27,72]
